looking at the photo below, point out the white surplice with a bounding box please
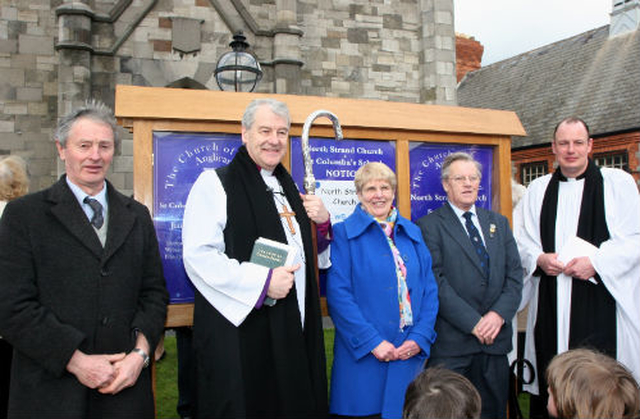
[261,169,307,326]
[514,167,640,394]
[182,169,328,328]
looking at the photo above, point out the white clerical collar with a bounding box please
[564,177,583,183]
[261,169,286,196]
[559,169,587,182]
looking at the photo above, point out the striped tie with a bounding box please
[84,197,104,229]
[463,211,490,278]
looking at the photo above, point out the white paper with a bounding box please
[557,236,599,284]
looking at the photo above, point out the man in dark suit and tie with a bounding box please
[0,100,168,418]
[417,152,522,419]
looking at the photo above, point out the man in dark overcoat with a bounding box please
[0,100,168,419]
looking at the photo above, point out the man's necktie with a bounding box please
[84,197,104,229]
[463,211,490,278]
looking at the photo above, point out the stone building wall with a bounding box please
[296,1,423,102]
[0,1,58,191]
[0,0,457,195]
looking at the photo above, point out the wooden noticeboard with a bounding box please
[115,85,526,328]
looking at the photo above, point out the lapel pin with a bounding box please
[489,223,496,238]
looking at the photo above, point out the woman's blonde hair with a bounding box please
[354,162,397,193]
[546,348,640,419]
[0,155,29,201]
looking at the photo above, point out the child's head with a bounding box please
[546,348,640,419]
[403,367,481,419]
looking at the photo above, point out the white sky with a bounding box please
[455,0,612,65]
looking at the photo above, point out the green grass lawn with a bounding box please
[154,334,179,419]
[155,328,529,418]
[154,329,336,419]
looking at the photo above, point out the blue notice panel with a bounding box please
[409,143,493,222]
[153,132,241,303]
[290,137,396,223]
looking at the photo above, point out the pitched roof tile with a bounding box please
[458,26,640,148]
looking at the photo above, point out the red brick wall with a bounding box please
[512,130,640,185]
[456,34,484,82]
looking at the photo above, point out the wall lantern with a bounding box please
[213,32,263,92]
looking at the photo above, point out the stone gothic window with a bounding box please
[521,161,548,186]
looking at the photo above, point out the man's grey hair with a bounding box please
[241,98,291,130]
[54,99,118,147]
[441,151,483,181]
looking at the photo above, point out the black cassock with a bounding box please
[535,161,617,399]
[192,146,328,419]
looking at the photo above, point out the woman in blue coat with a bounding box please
[327,162,439,419]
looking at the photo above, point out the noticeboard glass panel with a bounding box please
[153,132,242,303]
[409,143,493,222]
[290,137,397,223]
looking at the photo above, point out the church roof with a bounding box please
[458,25,640,148]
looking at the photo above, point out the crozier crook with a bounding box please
[301,110,343,194]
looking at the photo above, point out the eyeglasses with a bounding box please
[448,175,480,184]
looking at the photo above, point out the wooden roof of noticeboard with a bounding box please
[115,85,525,138]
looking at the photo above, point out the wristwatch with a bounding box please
[131,347,150,368]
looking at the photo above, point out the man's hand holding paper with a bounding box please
[558,236,598,282]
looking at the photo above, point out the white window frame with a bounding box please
[594,152,628,170]
[521,162,548,186]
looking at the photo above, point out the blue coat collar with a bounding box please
[343,204,422,243]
